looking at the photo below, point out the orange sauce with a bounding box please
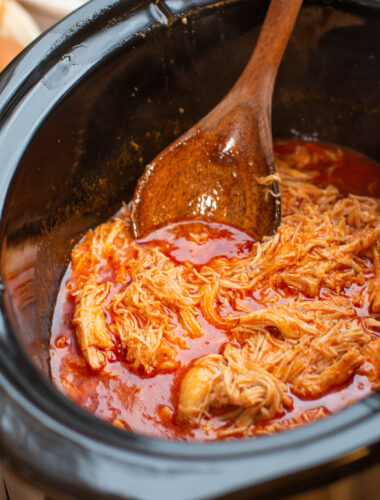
[50,141,380,441]
[275,140,380,197]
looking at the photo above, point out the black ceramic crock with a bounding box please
[0,0,379,499]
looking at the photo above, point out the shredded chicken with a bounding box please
[178,344,292,433]
[72,280,113,370]
[67,141,380,437]
[370,242,380,313]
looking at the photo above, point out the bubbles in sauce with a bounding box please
[138,220,254,266]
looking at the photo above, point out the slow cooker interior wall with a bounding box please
[1,1,379,377]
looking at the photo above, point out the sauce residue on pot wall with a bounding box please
[50,140,380,441]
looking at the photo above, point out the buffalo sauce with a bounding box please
[50,221,254,440]
[50,140,380,441]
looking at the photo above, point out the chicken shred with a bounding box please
[72,280,113,370]
[67,141,380,437]
[178,344,292,434]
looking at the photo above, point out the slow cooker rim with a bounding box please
[2,312,380,499]
[0,0,380,499]
[2,291,380,459]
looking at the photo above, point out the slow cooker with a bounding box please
[0,0,379,498]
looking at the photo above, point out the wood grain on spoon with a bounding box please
[132,0,303,240]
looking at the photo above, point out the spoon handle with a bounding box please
[228,0,303,108]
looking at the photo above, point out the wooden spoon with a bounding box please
[132,0,303,240]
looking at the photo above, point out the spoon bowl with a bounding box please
[132,0,302,240]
